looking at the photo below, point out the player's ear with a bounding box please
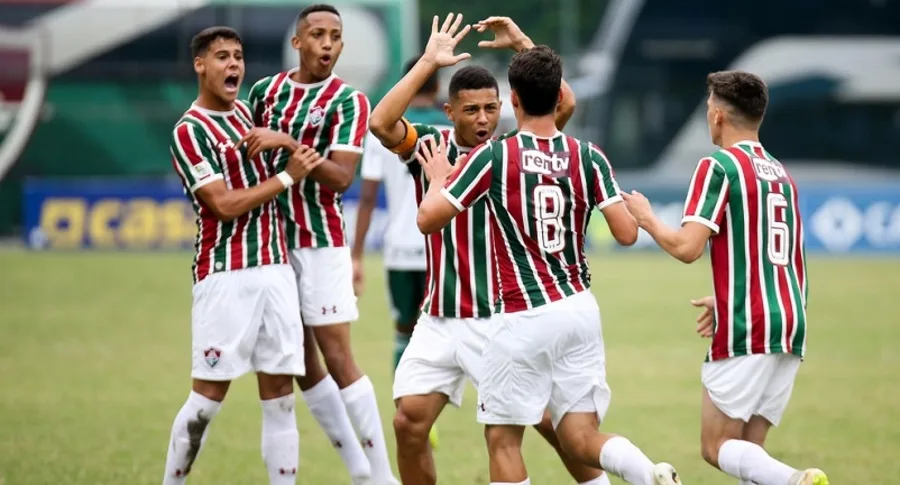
[193,56,204,75]
[510,90,520,110]
[443,102,454,122]
[291,35,302,50]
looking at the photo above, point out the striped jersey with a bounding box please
[169,101,288,284]
[403,124,505,319]
[442,130,622,313]
[248,68,370,248]
[682,141,807,362]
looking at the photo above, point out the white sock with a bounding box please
[490,480,531,485]
[580,473,612,485]
[598,436,655,485]
[717,439,797,485]
[341,375,396,483]
[302,375,371,480]
[162,391,223,485]
[261,394,299,485]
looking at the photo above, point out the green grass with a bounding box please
[0,250,898,484]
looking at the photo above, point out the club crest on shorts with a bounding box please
[308,105,325,127]
[203,347,222,368]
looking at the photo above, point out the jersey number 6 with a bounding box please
[534,185,566,254]
[766,192,790,266]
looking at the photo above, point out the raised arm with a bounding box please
[172,122,321,222]
[473,16,575,129]
[369,13,471,152]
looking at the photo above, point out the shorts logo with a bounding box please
[321,305,337,315]
[308,106,325,127]
[203,347,222,368]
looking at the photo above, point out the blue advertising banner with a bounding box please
[22,177,390,251]
[22,177,900,255]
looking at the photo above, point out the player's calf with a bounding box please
[484,424,529,483]
[393,394,446,485]
[162,380,229,484]
[295,326,330,391]
[313,324,363,387]
[532,412,605,484]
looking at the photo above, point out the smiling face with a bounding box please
[444,88,501,148]
[194,37,244,106]
[292,10,343,82]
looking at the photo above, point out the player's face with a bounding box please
[707,93,724,146]
[292,12,343,81]
[194,38,244,105]
[444,88,501,147]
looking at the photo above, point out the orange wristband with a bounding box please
[387,117,418,154]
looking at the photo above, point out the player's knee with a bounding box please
[393,407,430,446]
[322,346,355,376]
[557,424,592,459]
[700,438,721,468]
[484,425,522,455]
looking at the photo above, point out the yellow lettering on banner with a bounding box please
[119,198,157,249]
[39,198,86,249]
[88,199,120,249]
[160,200,197,248]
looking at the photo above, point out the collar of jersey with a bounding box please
[732,139,762,147]
[190,102,237,117]
[285,67,336,88]
[517,129,563,139]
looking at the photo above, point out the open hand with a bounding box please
[691,296,715,338]
[415,135,453,183]
[474,16,533,52]
[423,13,472,68]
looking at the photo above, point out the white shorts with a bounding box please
[191,264,304,381]
[393,314,489,407]
[477,290,611,429]
[288,247,359,326]
[702,353,801,426]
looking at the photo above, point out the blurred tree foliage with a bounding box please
[415,0,609,61]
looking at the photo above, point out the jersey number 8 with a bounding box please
[766,192,790,266]
[534,185,566,254]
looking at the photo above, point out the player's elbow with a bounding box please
[333,175,354,193]
[368,110,392,140]
[416,208,440,235]
[675,243,704,264]
[612,226,638,247]
[203,195,241,222]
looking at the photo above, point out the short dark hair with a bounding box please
[405,55,439,96]
[508,45,562,116]
[706,70,769,125]
[191,26,242,58]
[297,3,340,25]
[448,66,498,99]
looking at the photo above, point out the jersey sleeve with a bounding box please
[681,157,730,233]
[170,122,223,193]
[587,143,623,210]
[441,142,493,211]
[329,90,370,154]
[400,123,442,165]
[360,132,387,182]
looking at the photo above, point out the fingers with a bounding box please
[236,132,252,147]
[440,12,454,33]
[438,133,447,154]
[478,40,498,48]
[690,299,704,307]
[431,15,438,33]
[452,23,471,43]
[414,150,427,167]
[448,12,464,36]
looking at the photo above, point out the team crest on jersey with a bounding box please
[308,105,326,127]
[751,157,788,183]
[0,28,47,181]
[521,149,570,178]
[203,347,222,368]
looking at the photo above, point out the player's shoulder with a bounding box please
[329,76,369,103]
[249,72,285,93]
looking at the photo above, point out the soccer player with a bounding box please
[241,4,396,485]
[415,44,683,485]
[162,26,323,485]
[620,71,827,485]
[370,14,608,485]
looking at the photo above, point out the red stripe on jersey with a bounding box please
[266,73,290,126]
[685,158,712,216]
[298,77,343,247]
[565,136,586,293]
[352,92,369,147]
[788,171,805,302]
[174,123,215,279]
[498,138,528,313]
[455,207,474,316]
[727,147,766,353]
[174,124,205,165]
[710,218,732,360]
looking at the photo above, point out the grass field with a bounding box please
[1,250,898,484]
